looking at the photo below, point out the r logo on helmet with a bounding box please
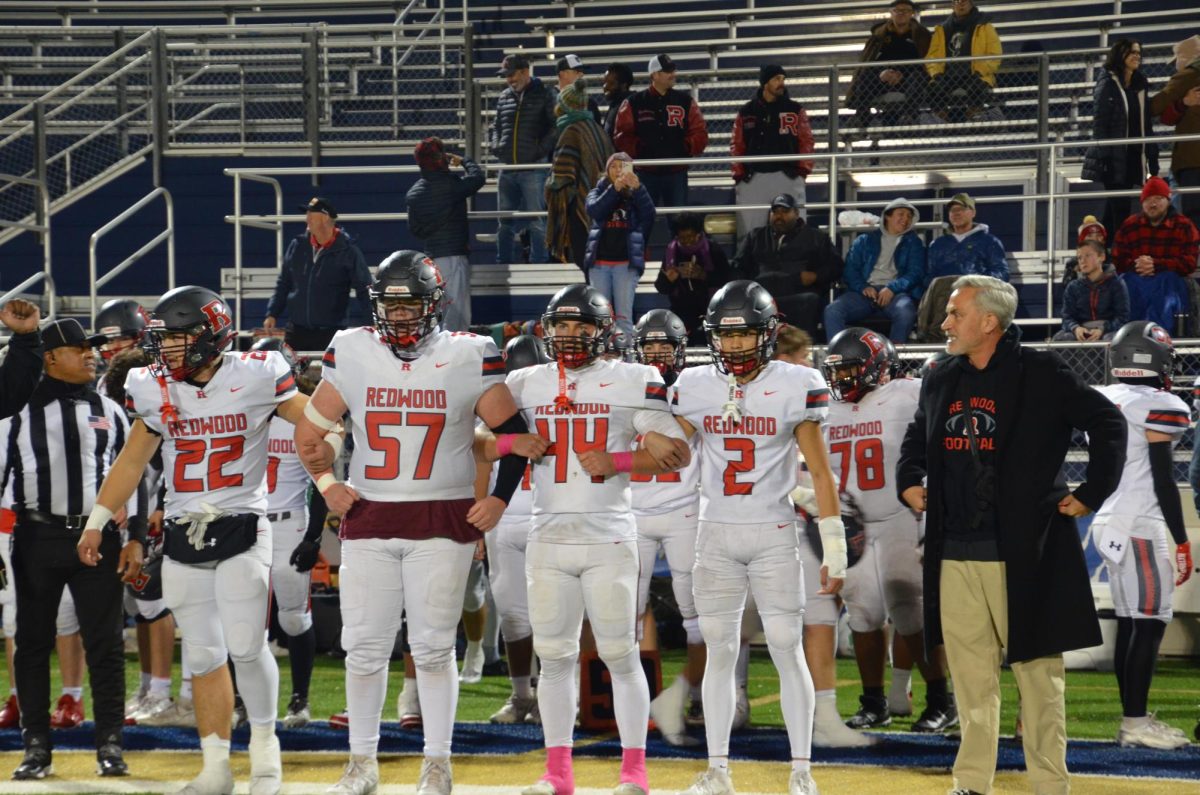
[200,300,232,334]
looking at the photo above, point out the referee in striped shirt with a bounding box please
[3,319,146,781]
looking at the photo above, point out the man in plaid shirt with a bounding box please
[1112,176,1200,335]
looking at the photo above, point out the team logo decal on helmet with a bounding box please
[822,327,898,403]
[94,299,150,361]
[370,250,445,360]
[541,284,614,368]
[703,280,779,376]
[1109,320,1175,387]
[250,336,306,380]
[634,308,688,381]
[145,286,236,381]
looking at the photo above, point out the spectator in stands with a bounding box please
[490,53,557,265]
[1062,215,1107,285]
[1082,39,1160,238]
[585,153,656,339]
[405,137,486,331]
[1053,240,1129,341]
[655,211,731,342]
[923,0,1003,123]
[1111,176,1200,335]
[556,54,602,125]
[730,193,842,340]
[614,54,708,211]
[846,0,932,127]
[916,193,1007,341]
[1152,35,1200,231]
[546,79,614,273]
[264,197,371,352]
[824,197,927,343]
[730,65,815,239]
[602,63,634,140]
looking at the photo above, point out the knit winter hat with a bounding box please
[414,137,447,171]
[1076,215,1106,245]
[606,152,633,171]
[883,196,919,223]
[759,64,786,86]
[558,78,588,112]
[1174,35,1200,72]
[1141,176,1171,202]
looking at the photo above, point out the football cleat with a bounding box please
[283,694,311,729]
[676,767,735,795]
[844,696,891,729]
[49,694,84,729]
[490,694,538,724]
[249,731,283,795]
[11,738,52,781]
[788,769,820,795]
[912,702,959,733]
[96,743,128,777]
[326,755,379,795]
[1117,720,1190,750]
[415,756,452,795]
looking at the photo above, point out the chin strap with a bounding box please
[721,369,743,427]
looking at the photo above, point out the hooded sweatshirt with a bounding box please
[1060,262,1130,334]
[842,197,928,298]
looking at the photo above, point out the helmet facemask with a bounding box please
[146,323,229,382]
[823,356,877,402]
[543,314,610,369]
[636,336,685,380]
[707,320,777,377]
[372,292,442,360]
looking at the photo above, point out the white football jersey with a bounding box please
[825,377,920,525]
[266,415,309,512]
[1095,382,1190,525]
[125,351,298,520]
[506,358,683,543]
[322,327,504,502]
[674,360,829,524]
[632,384,700,516]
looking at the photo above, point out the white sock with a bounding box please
[889,668,912,703]
[735,642,750,690]
[414,654,459,758]
[180,678,193,701]
[464,640,482,661]
[63,686,83,700]
[767,639,815,763]
[604,648,650,748]
[792,758,811,774]
[347,668,388,757]
[150,676,171,699]
[708,757,729,771]
[512,675,533,699]
[537,655,578,749]
[813,689,840,724]
[200,733,231,771]
[232,650,280,726]
[1122,715,1150,731]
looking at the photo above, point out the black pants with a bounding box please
[284,325,338,354]
[775,292,824,342]
[567,212,590,274]
[13,522,125,747]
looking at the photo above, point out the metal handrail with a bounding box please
[88,187,175,328]
[0,272,56,324]
[0,172,52,316]
[230,171,284,332]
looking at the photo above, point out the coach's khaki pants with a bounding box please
[940,560,1069,795]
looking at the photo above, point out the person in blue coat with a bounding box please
[824,197,927,342]
[927,193,1009,281]
[583,152,656,339]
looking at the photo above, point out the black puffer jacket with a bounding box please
[405,159,486,258]
[1082,69,1159,184]
[489,77,558,165]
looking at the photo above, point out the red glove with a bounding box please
[1175,542,1193,587]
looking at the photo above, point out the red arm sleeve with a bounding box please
[685,99,709,157]
[730,112,747,182]
[612,99,638,158]
[795,107,815,178]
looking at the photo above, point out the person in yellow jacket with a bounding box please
[923,0,1003,122]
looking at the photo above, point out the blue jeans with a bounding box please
[497,169,547,264]
[1120,271,1189,336]
[823,290,917,343]
[587,264,640,340]
[433,254,470,331]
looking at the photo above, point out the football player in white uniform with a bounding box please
[506,285,689,795]
[628,309,705,747]
[672,281,846,795]
[80,285,308,795]
[293,251,541,795]
[1094,321,1192,749]
[822,328,955,735]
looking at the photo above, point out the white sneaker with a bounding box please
[130,693,174,723]
[521,782,557,795]
[415,756,452,795]
[460,645,485,684]
[812,716,875,748]
[731,687,750,731]
[614,784,648,795]
[788,769,819,795]
[1117,720,1191,750]
[249,731,282,795]
[282,695,311,729]
[176,763,234,795]
[326,755,379,795]
[677,767,735,795]
[1148,713,1187,739]
[490,694,538,724]
[125,686,148,719]
[651,680,699,746]
[171,697,197,728]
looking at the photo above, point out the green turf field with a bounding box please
[6,647,1194,741]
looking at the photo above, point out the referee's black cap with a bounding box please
[43,318,108,351]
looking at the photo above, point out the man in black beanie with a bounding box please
[730,64,815,238]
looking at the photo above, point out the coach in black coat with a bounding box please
[896,275,1126,794]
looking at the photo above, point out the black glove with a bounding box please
[289,539,322,573]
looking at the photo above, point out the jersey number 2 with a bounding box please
[363,411,446,480]
[722,438,755,495]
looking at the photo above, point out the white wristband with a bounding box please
[324,429,344,460]
[304,400,339,432]
[315,472,339,494]
[818,516,848,580]
[78,505,113,547]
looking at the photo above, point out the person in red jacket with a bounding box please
[730,64,815,239]
[613,53,708,216]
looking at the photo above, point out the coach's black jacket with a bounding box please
[896,326,1126,663]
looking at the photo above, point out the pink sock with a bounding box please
[541,745,574,795]
[620,747,648,792]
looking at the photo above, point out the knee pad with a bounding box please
[595,635,637,666]
[182,636,226,677]
[846,604,887,634]
[135,599,171,625]
[699,615,740,664]
[277,608,313,638]
[498,613,531,644]
[56,594,80,637]
[599,646,641,677]
[538,653,576,683]
[762,612,802,655]
[409,642,455,673]
[533,633,580,663]
[683,616,703,646]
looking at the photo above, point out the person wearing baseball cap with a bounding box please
[556,54,601,125]
[491,52,557,264]
[264,196,371,352]
[730,62,815,238]
[1110,175,1200,335]
[612,53,708,211]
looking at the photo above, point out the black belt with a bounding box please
[266,511,292,522]
[19,510,93,532]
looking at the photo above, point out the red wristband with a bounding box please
[612,451,634,473]
[496,434,515,457]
